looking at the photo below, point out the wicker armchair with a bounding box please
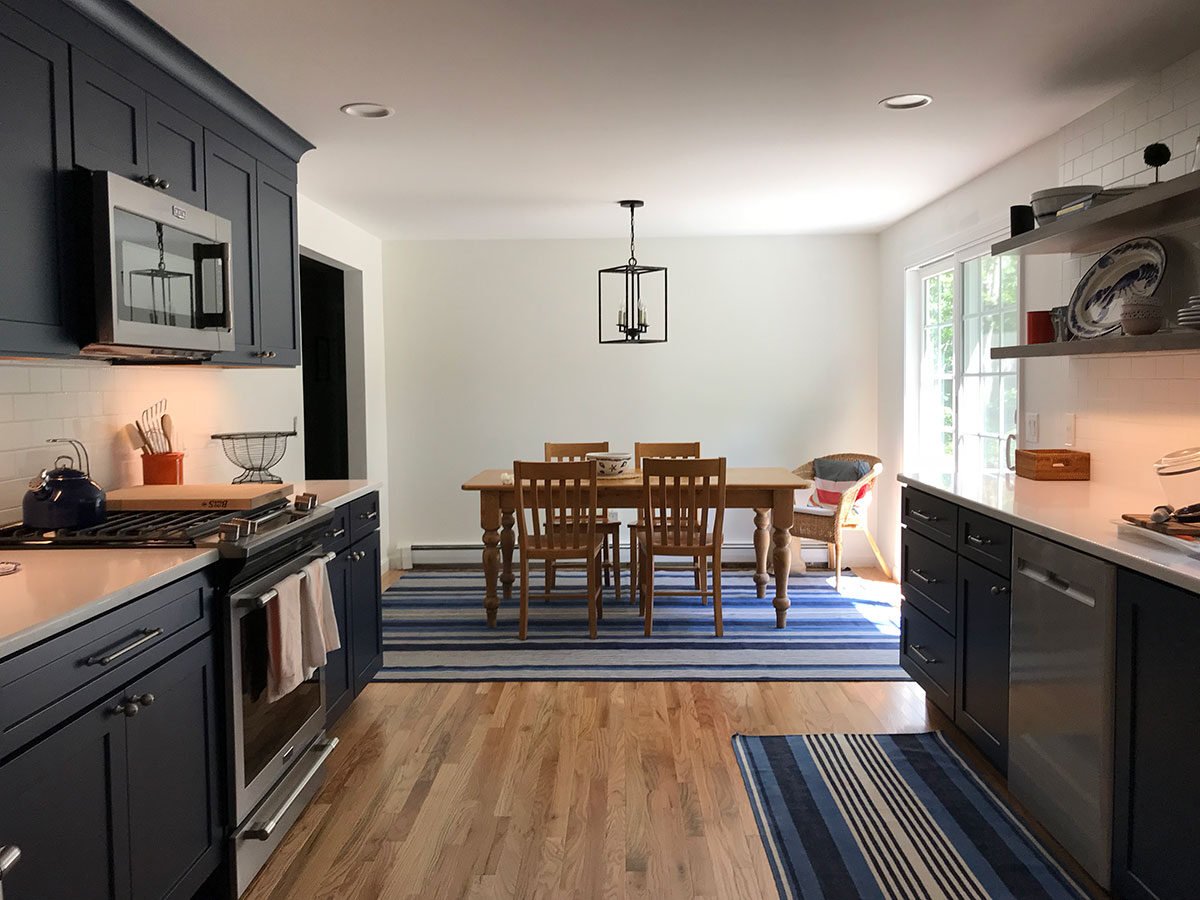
[791,453,892,589]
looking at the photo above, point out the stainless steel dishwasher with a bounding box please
[1009,529,1115,889]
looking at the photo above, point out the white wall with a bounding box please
[877,46,1200,570]
[297,193,390,554]
[383,234,881,560]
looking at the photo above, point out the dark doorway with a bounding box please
[300,255,349,479]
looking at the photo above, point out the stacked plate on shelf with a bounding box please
[1177,296,1200,330]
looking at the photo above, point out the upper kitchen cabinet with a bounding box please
[70,48,148,180]
[0,6,78,357]
[255,163,301,366]
[145,95,205,207]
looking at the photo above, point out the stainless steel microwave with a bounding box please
[85,171,234,361]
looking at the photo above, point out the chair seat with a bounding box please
[637,531,718,555]
[524,533,605,560]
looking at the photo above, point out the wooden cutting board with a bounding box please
[106,483,294,511]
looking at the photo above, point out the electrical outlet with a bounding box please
[1064,413,1076,446]
[1024,412,1040,443]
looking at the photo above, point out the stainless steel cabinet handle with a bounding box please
[910,568,937,584]
[991,585,1009,595]
[359,510,378,521]
[909,509,937,523]
[242,737,339,841]
[0,845,21,878]
[327,527,346,538]
[966,533,992,547]
[112,700,140,718]
[87,628,163,666]
[910,645,939,665]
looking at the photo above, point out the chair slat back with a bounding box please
[545,441,609,462]
[514,459,598,552]
[634,441,700,468]
[642,457,726,549]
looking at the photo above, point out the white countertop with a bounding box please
[0,480,381,659]
[899,472,1200,593]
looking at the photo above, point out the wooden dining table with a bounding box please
[461,467,812,628]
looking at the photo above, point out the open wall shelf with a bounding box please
[991,169,1200,257]
[990,330,1200,359]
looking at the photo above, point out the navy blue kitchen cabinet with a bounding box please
[325,492,383,726]
[0,4,77,357]
[0,0,311,364]
[955,557,1010,774]
[1113,569,1200,899]
[0,572,222,900]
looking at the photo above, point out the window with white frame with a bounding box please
[914,247,1019,476]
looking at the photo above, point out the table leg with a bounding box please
[481,492,501,628]
[772,491,793,628]
[753,509,770,598]
[500,507,515,600]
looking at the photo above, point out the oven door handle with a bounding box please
[234,551,337,609]
[241,737,339,841]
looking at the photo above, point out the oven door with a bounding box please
[228,563,327,824]
[92,171,234,355]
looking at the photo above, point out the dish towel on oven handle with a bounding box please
[265,572,305,702]
[300,556,341,675]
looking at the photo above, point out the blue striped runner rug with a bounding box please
[733,732,1088,900]
[377,567,906,681]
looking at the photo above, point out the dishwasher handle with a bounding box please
[1015,556,1097,608]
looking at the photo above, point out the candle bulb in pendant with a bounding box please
[618,308,626,329]
[637,301,646,327]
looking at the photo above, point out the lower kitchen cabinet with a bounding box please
[323,550,354,725]
[350,530,384,695]
[1113,570,1200,900]
[955,558,1010,774]
[0,636,220,900]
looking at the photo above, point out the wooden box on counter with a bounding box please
[1015,449,1090,481]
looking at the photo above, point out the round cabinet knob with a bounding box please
[991,585,1009,595]
[113,700,140,718]
[135,693,156,707]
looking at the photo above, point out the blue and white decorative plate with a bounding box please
[1068,237,1166,338]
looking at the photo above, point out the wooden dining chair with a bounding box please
[513,459,605,639]
[629,441,701,603]
[637,457,727,637]
[543,441,622,600]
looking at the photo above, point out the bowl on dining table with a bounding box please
[585,451,632,477]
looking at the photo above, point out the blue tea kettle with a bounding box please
[23,438,107,530]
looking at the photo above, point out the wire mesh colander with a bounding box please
[210,430,297,484]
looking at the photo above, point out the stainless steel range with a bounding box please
[0,494,341,897]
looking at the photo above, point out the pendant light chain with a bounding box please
[628,204,637,267]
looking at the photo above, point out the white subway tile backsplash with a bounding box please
[27,367,60,393]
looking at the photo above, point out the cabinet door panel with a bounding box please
[204,131,261,364]
[0,694,130,900]
[70,49,147,178]
[1114,570,1200,900]
[325,551,354,726]
[256,163,300,365]
[146,95,204,207]
[0,8,76,355]
[123,638,221,900]
[350,531,383,694]
[955,558,1010,774]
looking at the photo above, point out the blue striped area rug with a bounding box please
[733,732,1088,900]
[377,567,906,681]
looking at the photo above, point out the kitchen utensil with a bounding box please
[162,413,175,452]
[1030,185,1102,225]
[1067,237,1166,338]
[1014,449,1090,481]
[1026,310,1055,344]
[1010,205,1035,236]
[125,422,148,453]
[1148,503,1200,524]
[585,451,632,478]
[211,430,296,483]
[141,452,184,485]
[106,482,294,511]
[1155,447,1200,508]
[134,420,154,453]
[1120,299,1164,335]
[22,438,106,530]
[140,399,168,454]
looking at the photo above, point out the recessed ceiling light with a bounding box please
[340,102,394,119]
[878,93,933,110]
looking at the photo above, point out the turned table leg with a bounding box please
[772,491,793,628]
[500,507,515,600]
[481,492,501,627]
[753,509,770,599]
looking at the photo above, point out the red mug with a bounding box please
[1027,310,1054,344]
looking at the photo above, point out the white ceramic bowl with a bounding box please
[1031,185,1102,225]
[1121,301,1164,335]
[585,451,632,477]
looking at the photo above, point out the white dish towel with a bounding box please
[300,556,341,676]
[266,572,305,702]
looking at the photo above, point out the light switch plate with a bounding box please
[1064,413,1076,446]
[1024,412,1040,443]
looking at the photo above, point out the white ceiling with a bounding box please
[132,0,1200,240]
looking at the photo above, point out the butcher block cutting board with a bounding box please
[106,483,294,511]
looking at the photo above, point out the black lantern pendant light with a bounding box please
[598,200,667,344]
[128,222,192,326]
